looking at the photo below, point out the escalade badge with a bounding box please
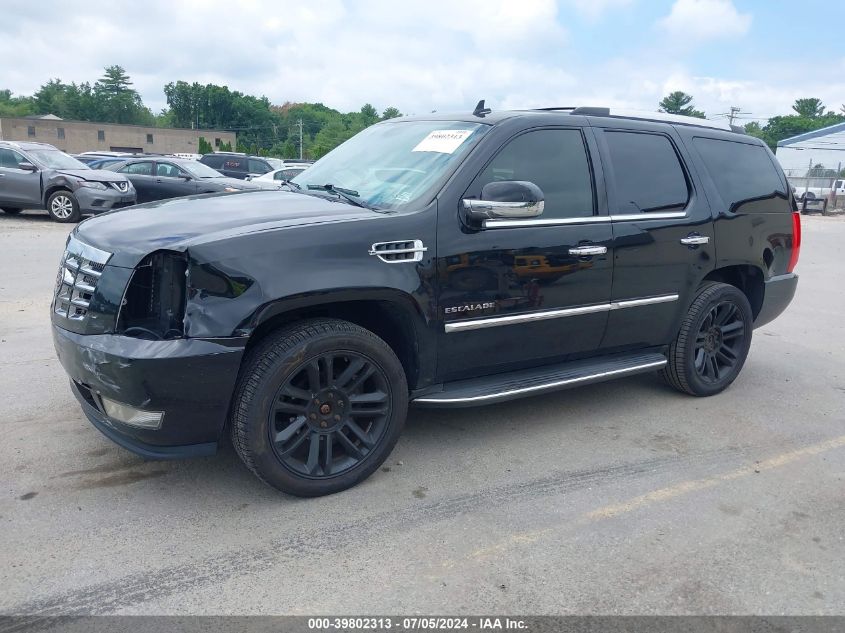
[444,302,495,315]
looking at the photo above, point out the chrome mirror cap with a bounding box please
[462,180,545,224]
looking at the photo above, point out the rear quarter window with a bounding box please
[692,137,788,213]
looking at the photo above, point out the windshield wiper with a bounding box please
[306,183,372,209]
[280,179,301,191]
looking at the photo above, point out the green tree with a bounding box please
[93,65,153,125]
[792,98,825,118]
[198,137,214,154]
[381,106,402,120]
[0,89,34,117]
[658,91,706,119]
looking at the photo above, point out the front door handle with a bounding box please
[680,234,710,246]
[569,245,607,256]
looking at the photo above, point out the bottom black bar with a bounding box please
[1,616,844,633]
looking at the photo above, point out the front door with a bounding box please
[118,161,157,203]
[436,127,613,382]
[593,124,715,350]
[0,147,42,208]
[153,161,198,200]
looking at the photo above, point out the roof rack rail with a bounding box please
[533,106,733,131]
[571,107,611,116]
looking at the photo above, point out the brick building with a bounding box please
[0,116,236,155]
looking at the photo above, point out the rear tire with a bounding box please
[46,190,81,223]
[231,318,408,497]
[661,282,753,397]
[1,208,22,215]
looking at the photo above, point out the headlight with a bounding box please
[77,180,108,190]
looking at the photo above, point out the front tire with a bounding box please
[46,190,81,223]
[661,282,753,397]
[231,319,408,497]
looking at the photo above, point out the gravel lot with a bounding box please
[1,210,843,615]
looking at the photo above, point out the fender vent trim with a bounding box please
[368,240,427,263]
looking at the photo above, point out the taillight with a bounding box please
[787,211,801,273]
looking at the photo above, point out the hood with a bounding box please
[75,190,378,268]
[56,168,129,183]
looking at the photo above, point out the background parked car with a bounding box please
[0,141,136,222]
[199,152,273,180]
[250,165,310,185]
[106,156,262,203]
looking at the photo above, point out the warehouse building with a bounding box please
[0,116,236,155]
[776,121,845,179]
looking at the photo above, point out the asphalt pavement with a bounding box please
[1,210,843,615]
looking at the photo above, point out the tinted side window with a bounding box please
[223,158,246,172]
[248,158,270,174]
[0,148,26,168]
[693,137,787,212]
[471,129,594,219]
[121,162,153,176]
[202,155,223,168]
[604,131,689,213]
[156,162,182,177]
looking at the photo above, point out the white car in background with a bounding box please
[249,164,311,186]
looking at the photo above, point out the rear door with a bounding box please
[0,148,42,208]
[592,121,714,349]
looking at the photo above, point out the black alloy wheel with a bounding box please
[661,282,753,396]
[231,319,408,496]
[270,351,392,479]
[693,300,745,384]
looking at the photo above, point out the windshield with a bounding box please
[182,161,225,178]
[27,149,89,170]
[292,121,488,210]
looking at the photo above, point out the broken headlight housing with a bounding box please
[117,252,187,340]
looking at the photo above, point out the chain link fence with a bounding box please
[783,163,845,213]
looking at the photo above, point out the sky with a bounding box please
[1,0,843,124]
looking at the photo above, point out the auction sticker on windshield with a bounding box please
[412,130,473,154]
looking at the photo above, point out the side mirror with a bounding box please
[462,181,544,226]
[18,162,37,172]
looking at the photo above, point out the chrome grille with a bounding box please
[54,235,112,322]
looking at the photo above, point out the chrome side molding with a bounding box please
[445,293,679,333]
[484,210,687,229]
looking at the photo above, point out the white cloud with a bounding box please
[563,0,633,21]
[2,0,839,128]
[658,0,752,44]
[0,0,566,115]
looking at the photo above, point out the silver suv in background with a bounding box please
[0,141,136,222]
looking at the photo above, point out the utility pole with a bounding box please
[298,119,303,160]
[728,106,741,126]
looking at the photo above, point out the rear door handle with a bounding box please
[680,234,710,246]
[568,245,607,256]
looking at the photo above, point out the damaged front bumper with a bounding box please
[53,324,246,458]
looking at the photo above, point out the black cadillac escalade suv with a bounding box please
[51,105,800,496]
